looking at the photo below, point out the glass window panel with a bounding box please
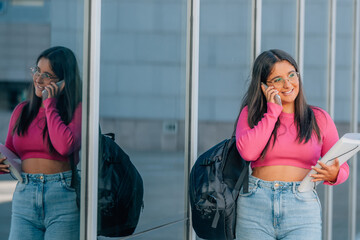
[11,0,44,6]
[358,10,360,237]
[107,221,184,240]
[261,0,297,55]
[334,1,358,239]
[98,0,187,237]
[303,0,330,237]
[0,0,84,239]
[198,0,252,153]
[303,0,329,109]
[304,1,356,239]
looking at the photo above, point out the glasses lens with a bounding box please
[30,67,38,77]
[30,67,56,81]
[273,80,283,88]
[42,73,51,81]
[288,72,295,80]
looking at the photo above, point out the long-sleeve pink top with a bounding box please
[236,102,349,185]
[5,98,82,162]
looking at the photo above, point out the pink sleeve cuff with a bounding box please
[323,163,349,186]
[267,102,283,115]
[43,98,58,109]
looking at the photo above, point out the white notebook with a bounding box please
[0,144,22,182]
[298,133,360,192]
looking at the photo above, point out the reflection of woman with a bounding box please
[235,49,349,239]
[0,46,82,240]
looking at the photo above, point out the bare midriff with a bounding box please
[22,158,71,174]
[251,165,310,182]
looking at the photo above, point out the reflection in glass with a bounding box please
[198,0,252,152]
[99,0,187,237]
[97,131,144,237]
[1,46,82,240]
[0,1,84,239]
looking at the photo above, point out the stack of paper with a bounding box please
[0,144,22,182]
[298,133,360,192]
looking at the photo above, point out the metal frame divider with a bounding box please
[349,0,360,239]
[184,0,200,239]
[81,0,101,239]
[251,0,262,62]
[324,1,337,240]
[295,0,305,76]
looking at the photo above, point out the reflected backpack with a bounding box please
[189,136,249,240]
[97,130,144,237]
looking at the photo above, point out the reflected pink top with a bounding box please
[236,102,349,185]
[5,98,81,162]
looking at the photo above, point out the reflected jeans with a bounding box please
[236,175,322,240]
[9,171,79,240]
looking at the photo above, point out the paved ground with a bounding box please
[1,152,360,240]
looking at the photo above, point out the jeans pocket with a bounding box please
[294,189,319,202]
[239,182,257,197]
[14,181,26,192]
[61,177,76,192]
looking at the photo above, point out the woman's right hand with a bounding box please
[0,154,10,173]
[261,83,280,105]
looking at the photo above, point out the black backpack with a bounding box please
[189,136,249,240]
[97,131,144,237]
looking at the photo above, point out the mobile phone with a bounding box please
[261,82,282,106]
[42,80,65,99]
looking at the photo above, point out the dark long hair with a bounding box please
[236,49,321,158]
[13,46,82,153]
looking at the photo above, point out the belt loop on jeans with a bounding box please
[59,171,65,181]
[254,178,260,188]
[21,173,29,184]
[292,183,297,193]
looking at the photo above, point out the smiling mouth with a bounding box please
[36,85,45,91]
[282,88,294,95]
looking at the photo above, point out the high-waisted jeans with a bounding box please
[8,171,79,240]
[236,175,322,240]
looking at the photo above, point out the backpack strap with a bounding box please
[242,164,249,194]
[69,154,76,187]
[234,161,250,194]
[69,154,81,207]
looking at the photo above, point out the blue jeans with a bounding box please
[9,171,79,240]
[236,175,322,240]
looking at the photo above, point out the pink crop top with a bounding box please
[236,102,349,185]
[4,98,82,163]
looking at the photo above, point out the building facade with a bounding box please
[0,0,359,239]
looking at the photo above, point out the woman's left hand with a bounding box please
[309,158,340,184]
[44,81,65,99]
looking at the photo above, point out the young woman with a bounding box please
[235,49,349,239]
[0,46,82,240]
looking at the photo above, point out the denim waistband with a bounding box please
[249,175,302,192]
[21,170,72,184]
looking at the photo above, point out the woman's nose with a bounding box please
[283,78,292,87]
[34,75,43,84]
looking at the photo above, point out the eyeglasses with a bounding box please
[30,67,58,81]
[267,71,299,88]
